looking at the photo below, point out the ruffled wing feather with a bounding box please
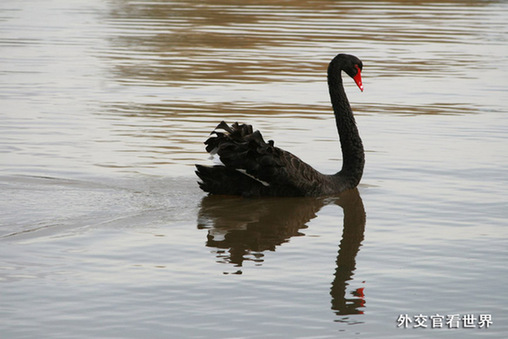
[196,122,327,196]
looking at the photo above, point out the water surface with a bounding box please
[1,0,507,338]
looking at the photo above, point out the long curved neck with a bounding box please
[327,64,365,188]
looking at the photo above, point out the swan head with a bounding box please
[330,54,364,92]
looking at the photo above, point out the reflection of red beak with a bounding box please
[353,65,363,92]
[354,287,365,298]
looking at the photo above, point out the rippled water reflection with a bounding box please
[1,0,507,338]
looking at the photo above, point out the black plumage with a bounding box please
[195,53,365,197]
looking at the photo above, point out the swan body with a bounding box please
[196,53,365,197]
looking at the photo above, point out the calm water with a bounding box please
[1,0,507,338]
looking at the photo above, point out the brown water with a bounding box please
[1,0,507,338]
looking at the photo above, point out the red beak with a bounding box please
[353,65,363,92]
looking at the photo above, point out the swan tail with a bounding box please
[195,164,267,197]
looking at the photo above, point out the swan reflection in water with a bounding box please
[197,188,366,316]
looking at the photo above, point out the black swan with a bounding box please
[195,53,365,197]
